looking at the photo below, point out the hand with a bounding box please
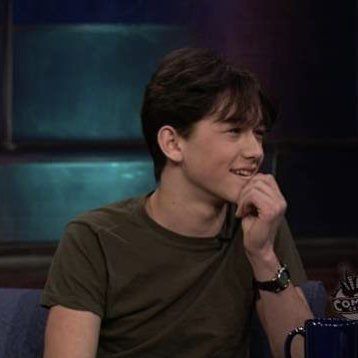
[235,173,287,258]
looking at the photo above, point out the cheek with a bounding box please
[197,146,231,172]
[184,136,236,175]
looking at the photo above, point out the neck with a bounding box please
[145,184,228,239]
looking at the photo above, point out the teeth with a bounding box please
[231,169,253,177]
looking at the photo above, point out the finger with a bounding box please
[248,177,287,212]
[239,189,274,218]
[236,173,283,217]
[236,186,273,218]
[249,179,277,200]
[250,174,285,201]
[236,181,258,217]
[237,177,277,210]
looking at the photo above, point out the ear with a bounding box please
[157,125,184,163]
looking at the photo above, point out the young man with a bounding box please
[41,47,313,357]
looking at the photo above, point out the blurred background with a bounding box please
[0,0,357,305]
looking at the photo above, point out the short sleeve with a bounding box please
[274,216,307,286]
[40,222,107,318]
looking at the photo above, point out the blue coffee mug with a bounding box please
[285,318,358,358]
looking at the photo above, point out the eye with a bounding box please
[228,127,241,134]
[254,127,267,137]
[227,126,267,138]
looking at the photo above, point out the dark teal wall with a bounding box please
[13,25,190,142]
[1,156,156,241]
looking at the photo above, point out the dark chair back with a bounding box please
[0,288,48,358]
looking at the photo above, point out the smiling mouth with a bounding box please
[230,169,256,178]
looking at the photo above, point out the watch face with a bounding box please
[278,270,290,287]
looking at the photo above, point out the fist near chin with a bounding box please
[234,173,287,256]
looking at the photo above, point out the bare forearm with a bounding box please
[248,251,313,358]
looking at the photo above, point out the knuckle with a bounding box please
[254,173,265,180]
[273,204,281,213]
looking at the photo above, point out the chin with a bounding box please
[215,189,240,205]
[226,195,239,205]
[205,181,244,206]
[225,185,244,204]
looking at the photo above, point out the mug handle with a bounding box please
[284,326,305,358]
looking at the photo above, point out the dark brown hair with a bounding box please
[141,47,278,183]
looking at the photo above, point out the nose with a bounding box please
[240,130,264,162]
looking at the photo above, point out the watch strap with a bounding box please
[253,263,291,299]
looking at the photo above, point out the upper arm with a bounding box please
[41,222,107,318]
[44,305,101,358]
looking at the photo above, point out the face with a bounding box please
[179,104,266,205]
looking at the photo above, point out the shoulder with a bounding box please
[68,195,145,236]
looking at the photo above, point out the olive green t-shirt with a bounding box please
[41,191,307,357]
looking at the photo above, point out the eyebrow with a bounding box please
[217,116,266,128]
[216,116,241,125]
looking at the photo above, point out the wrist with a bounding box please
[246,249,280,281]
[253,263,291,299]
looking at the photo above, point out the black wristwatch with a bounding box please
[253,263,291,297]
